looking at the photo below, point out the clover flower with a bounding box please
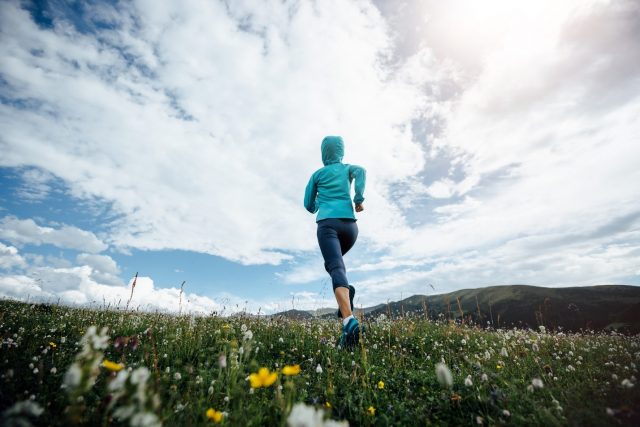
[435,363,453,388]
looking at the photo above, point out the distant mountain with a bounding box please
[270,309,314,320]
[283,285,640,333]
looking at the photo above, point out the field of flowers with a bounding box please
[1,300,638,426]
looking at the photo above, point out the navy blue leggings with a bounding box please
[317,218,358,291]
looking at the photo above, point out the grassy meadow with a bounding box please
[0,299,638,426]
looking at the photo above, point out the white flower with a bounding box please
[316,364,323,374]
[502,410,510,417]
[243,330,253,341]
[131,367,150,385]
[286,403,348,427]
[531,378,544,389]
[64,364,82,388]
[464,375,473,387]
[435,363,453,388]
[461,339,466,346]
[218,354,227,368]
[500,347,509,357]
[481,373,488,382]
[621,379,634,388]
[241,324,247,333]
[174,372,182,381]
[539,326,546,333]
[109,370,129,391]
[130,412,161,427]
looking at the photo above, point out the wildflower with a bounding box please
[502,410,511,417]
[174,372,182,381]
[621,379,634,388]
[464,375,473,387]
[102,360,124,372]
[206,408,223,423]
[450,393,461,402]
[435,363,453,388]
[243,330,253,341]
[539,326,546,333]
[476,416,484,425]
[325,401,331,409]
[377,381,384,390]
[367,406,375,416]
[500,347,508,357]
[481,373,488,382]
[49,342,57,348]
[316,364,323,374]
[287,403,347,427]
[531,378,544,389]
[218,354,227,368]
[282,365,301,376]
[222,324,231,330]
[249,367,277,388]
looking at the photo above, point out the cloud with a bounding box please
[0,216,108,253]
[15,167,55,202]
[0,267,221,314]
[76,253,123,286]
[0,242,26,270]
[0,0,433,265]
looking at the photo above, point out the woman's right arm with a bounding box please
[349,165,366,206]
[304,173,318,213]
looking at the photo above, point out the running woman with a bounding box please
[304,136,366,348]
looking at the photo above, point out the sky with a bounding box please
[1,0,639,315]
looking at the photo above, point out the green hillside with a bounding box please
[363,285,640,333]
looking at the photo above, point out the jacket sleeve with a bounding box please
[304,173,319,213]
[349,165,366,204]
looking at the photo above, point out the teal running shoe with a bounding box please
[337,317,360,348]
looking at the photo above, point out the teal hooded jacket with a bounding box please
[304,136,366,222]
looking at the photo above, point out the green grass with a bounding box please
[1,300,638,426]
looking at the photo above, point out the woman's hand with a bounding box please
[355,203,364,212]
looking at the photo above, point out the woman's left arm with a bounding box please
[304,174,319,213]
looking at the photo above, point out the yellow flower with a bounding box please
[325,401,332,409]
[249,367,277,388]
[206,408,223,423]
[49,342,57,348]
[367,406,376,415]
[377,381,384,390]
[496,364,503,370]
[102,360,124,372]
[282,364,301,376]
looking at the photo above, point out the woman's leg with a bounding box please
[317,220,350,288]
